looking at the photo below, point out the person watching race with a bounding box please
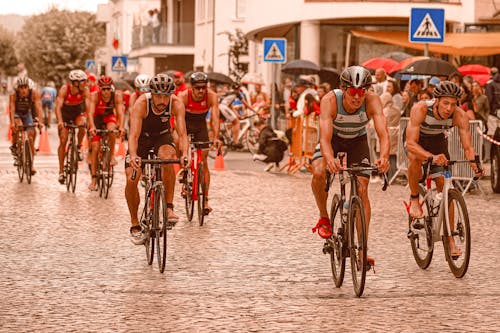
[310,66,390,266]
[178,72,221,214]
[173,71,188,95]
[87,76,125,191]
[40,81,57,127]
[9,76,44,175]
[125,74,189,245]
[87,73,99,93]
[54,69,90,184]
[405,80,482,257]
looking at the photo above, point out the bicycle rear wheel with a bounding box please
[349,197,367,297]
[155,187,168,273]
[197,164,206,226]
[245,126,260,155]
[16,143,24,183]
[143,189,154,265]
[184,169,194,221]
[329,194,346,288]
[102,149,112,199]
[408,186,434,269]
[24,140,32,184]
[443,189,471,278]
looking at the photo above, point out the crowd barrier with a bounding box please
[391,117,484,195]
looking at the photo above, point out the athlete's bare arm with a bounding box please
[319,90,340,172]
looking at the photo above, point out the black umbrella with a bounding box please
[113,79,133,91]
[401,58,457,77]
[381,51,413,62]
[207,72,233,85]
[318,67,340,88]
[281,59,320,75]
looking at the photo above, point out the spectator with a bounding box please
[250,83,271,111]
[417,90,432,101]
[252,119,288,172]
[426,76,441,96]
[152,9,160,44]
[403,79,422,117]
[317,83,329,101]
[380,78,402,179]
[373,68,388,95]
[471,80,490,132]
[173,71,188,95]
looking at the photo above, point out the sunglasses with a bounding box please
[100,87,112,91]
[192,85,207,91]
[346,87,366,97]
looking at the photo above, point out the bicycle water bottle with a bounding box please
[343,200,349,210]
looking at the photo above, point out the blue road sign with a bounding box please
[85,59,96,73]
[111,56,128,72]
[263,38,286,63]
[410,8,445,43]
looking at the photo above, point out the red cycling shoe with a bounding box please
[312,217,332,239]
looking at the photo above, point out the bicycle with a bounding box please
[323,153,388,297]
[63,122,85,193]
[406,155,481,278]
[131,152,182,273]
[181,136,212,226]
[94,129,119,199]
[12,123,38,184]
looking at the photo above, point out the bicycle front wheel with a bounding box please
[443,189,471,278]
[24,140,32,184]
[102,149,112,199]
[16,143,24,183]
[245,127,260,155]
[349,196,367,297]
[184,170,194,221]
[143,189,154,265]
[329,194,346,288]
[197,164,206,226]
[408,186,434,269]
[154,187,168,273]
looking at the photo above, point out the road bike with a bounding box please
[406,156,481,278]
[94,129,119,199]
[63,122,84,193]
[131,152,181,273]
[181,136,212,226]
[12,123,38,184]
[323,153,388,297]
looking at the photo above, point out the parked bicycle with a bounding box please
[94,129,119,199]
[12,123,38,184]
[131,152,182,273]
[323,153,388,297]
[181,136,212,226]
[63,122,85,193]
[406,156,481,278]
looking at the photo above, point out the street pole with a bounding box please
[424,43,429,57]
[271,63,276,129]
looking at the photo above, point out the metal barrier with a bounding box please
[390,118,483,195]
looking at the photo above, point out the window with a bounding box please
[235,0,246,19]
[197,0,206,22]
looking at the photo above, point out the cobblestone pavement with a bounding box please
[1,97,500,332]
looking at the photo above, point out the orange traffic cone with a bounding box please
[7,126,13,143]
[116,138,126,158]
[213,147,225,171]
[38,130,52,155]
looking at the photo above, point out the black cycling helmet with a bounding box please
[149,74,175,94]
[340,66,372,88]
[190,72,208,85]
[432,80,463,99]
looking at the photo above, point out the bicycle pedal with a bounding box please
[322,242,333,254]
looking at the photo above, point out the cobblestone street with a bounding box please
[1,103,499,332]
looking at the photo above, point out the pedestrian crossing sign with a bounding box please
[263,38,286,63]
[409,8,445,43]
[111,55,128,72]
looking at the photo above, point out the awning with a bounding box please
[351,30,500,56]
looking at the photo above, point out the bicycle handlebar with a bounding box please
[130,157,187,181]
[95,129,120,134]
[325,167,389,192]
[63,122,86,129]
[422,155,482,181]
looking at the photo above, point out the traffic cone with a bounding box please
[7,126,12,143]
[38,130,52,155]
[116,138,126,158]
[213,147,225,171]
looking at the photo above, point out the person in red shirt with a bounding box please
[87,76,125,191]
[173,71,188,95]
[87,73,99,93]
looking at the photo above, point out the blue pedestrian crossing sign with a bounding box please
[85,59,96,73]
[409,8,445,43]
[263,38,286,63]
[111,55,128,72]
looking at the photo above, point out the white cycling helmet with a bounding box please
[134,74,150,91]
[68,69,87,81]
[16,76,30,88]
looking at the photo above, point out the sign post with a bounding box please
[409,8,445,57]
[263,38,286,129]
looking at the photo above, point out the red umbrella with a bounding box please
[362,57,398,73]
[469,74,490,86]
[458,64,490,76]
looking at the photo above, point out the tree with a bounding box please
[0,26,18,76]
[17,9,105,86]
[220,29,249,82]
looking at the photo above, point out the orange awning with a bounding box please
[351,30,500,57]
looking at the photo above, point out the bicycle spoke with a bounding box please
[349,197,367,297]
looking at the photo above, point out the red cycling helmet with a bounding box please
[98,75,113,88]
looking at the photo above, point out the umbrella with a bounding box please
[241,72,264,85]
[389,56,429,74]
[458,64,490,76]
[207,72,233,85]
[362,57,399,73]
[318,67,340,88]
[281,59,320,75]
[113,79,133,91]
[468,74,490,86]
[381,51,413,62]
[401,58,457,77]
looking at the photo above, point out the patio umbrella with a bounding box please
[207,72,233,85]
[113,79,133,91]
[381,51,413,62]
[318,67,340,88]
[458,64,490,76]
[362,57,399,73]
[389,56,429,74]
[281,59,320,75]
[401,58,457,77]
[241,72,264,85]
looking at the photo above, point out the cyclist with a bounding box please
[9,76,44,174]
[178,72,221,214]
[40,81,57,127]
[129,74,150,107]
[54,69,90,184]
[405,81,482,255]
[310,66,390,263]
[125,74,189,244]
[87,76,125,191]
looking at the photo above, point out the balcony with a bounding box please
[131,22,194,49]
